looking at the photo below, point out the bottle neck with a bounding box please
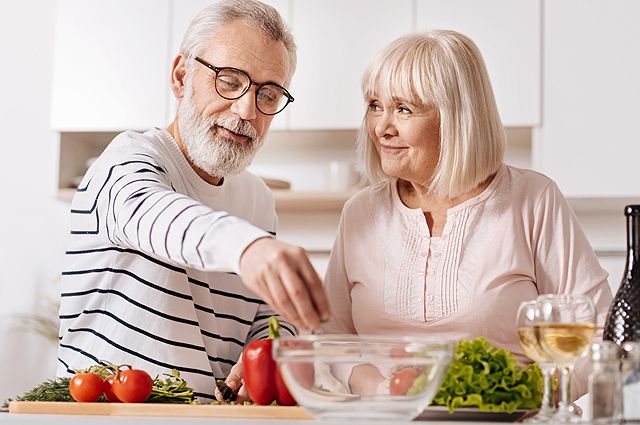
[626,212,640,275]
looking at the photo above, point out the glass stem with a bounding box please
[539,364,556,416]
[557,365,575,419]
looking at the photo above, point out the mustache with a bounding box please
[211,116,258,143]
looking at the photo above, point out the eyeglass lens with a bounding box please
[215,68,290,115]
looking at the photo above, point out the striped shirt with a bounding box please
[57,128,294,401]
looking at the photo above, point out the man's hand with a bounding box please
[240,238,330,330]
[215,363,249,403]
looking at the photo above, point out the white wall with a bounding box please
[0,0,630,404]
[0,0,68,401]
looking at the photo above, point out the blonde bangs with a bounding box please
[362,35,435,107]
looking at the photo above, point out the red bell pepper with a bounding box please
[243,316,297,406]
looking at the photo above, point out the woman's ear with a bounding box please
[170,54,187,100]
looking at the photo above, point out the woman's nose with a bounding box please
[374,111,397,138]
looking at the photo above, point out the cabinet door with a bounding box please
[50,0,170,131]
[415,0,541,127]
[540,0,640,197]
[289,0,413,130]
[168,0,291,130]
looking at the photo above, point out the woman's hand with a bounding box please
[348,363,385,396]
[215,362,250,403]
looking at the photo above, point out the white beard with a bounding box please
[177,81,263,178]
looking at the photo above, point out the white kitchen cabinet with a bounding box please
[415,0,541,127]
[50,0,170,131]
[288,0,413,130]
[167,0,291,129]
[538,0,640,197]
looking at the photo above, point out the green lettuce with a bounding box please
[431,337,542,414]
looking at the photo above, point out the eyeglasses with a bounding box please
[194,57,294,116]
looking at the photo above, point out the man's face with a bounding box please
[177,19,290,177]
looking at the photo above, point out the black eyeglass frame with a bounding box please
[194,56,294,116]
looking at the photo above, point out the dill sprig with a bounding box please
[9,378,74,404]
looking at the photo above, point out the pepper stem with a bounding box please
[268,316,280,339]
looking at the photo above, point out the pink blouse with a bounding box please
[322,164,613,399]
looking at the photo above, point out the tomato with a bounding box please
[112,369,153,403]
[69,373,104,402]
[102,374,120,402]
[389,367,424,396]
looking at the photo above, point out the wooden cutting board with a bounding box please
[9,401,312,419]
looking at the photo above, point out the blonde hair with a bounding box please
[179,0,296,86]
[358,30,505,199]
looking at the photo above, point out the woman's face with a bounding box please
[365,93,441,185]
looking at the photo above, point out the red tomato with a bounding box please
[389,367,424,396]
[102,374,120,402]
[69,373,104,402]
[112,369,153,403]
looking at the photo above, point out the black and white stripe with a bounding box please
[58,129,293,402]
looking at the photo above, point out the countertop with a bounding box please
[0,413,504,425]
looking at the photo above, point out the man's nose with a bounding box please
[230,89,258,121]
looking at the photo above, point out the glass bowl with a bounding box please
[273,334,455,421]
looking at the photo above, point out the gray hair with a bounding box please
[358,30,505,199]
[179,0,296,86]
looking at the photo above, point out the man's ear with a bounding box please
[170,54,187,100]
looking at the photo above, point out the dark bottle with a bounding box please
[604,205,640,345]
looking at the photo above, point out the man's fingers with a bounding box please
[235,382,249,403]
[281,265,321,330]
[263,265,303,327]
[297,259,330,322]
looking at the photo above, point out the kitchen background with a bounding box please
[1,0,638,401]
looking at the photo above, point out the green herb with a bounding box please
[8,378,74,404]
[147,369,195,404]
[431,337,543,414]
[3,367,195,406]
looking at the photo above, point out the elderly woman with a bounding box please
[321,30,612,401]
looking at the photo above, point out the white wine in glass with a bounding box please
[516,300,556,423]
[534,322,595,363]
[535,294,596,423]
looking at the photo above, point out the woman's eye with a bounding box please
[398,106,412,114]
[368,102,382,112]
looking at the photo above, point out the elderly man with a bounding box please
[57,0,328,402]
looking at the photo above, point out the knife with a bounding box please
[216,379,238,402]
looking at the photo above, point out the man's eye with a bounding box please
[258,90,279,105]
[217,76,244,92]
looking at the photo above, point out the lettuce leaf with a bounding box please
[431,337,542,414]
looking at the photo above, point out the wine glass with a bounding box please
[535,294,596,423]
[516,300,557,423]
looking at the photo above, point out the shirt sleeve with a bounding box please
[531,180,613,399]
[321,209,358,335]
[81,149,271,274]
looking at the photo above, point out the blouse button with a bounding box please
[428,270,435,276]
[417,296,424,302]
[427,295,434,302]
[417,271,424,276]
